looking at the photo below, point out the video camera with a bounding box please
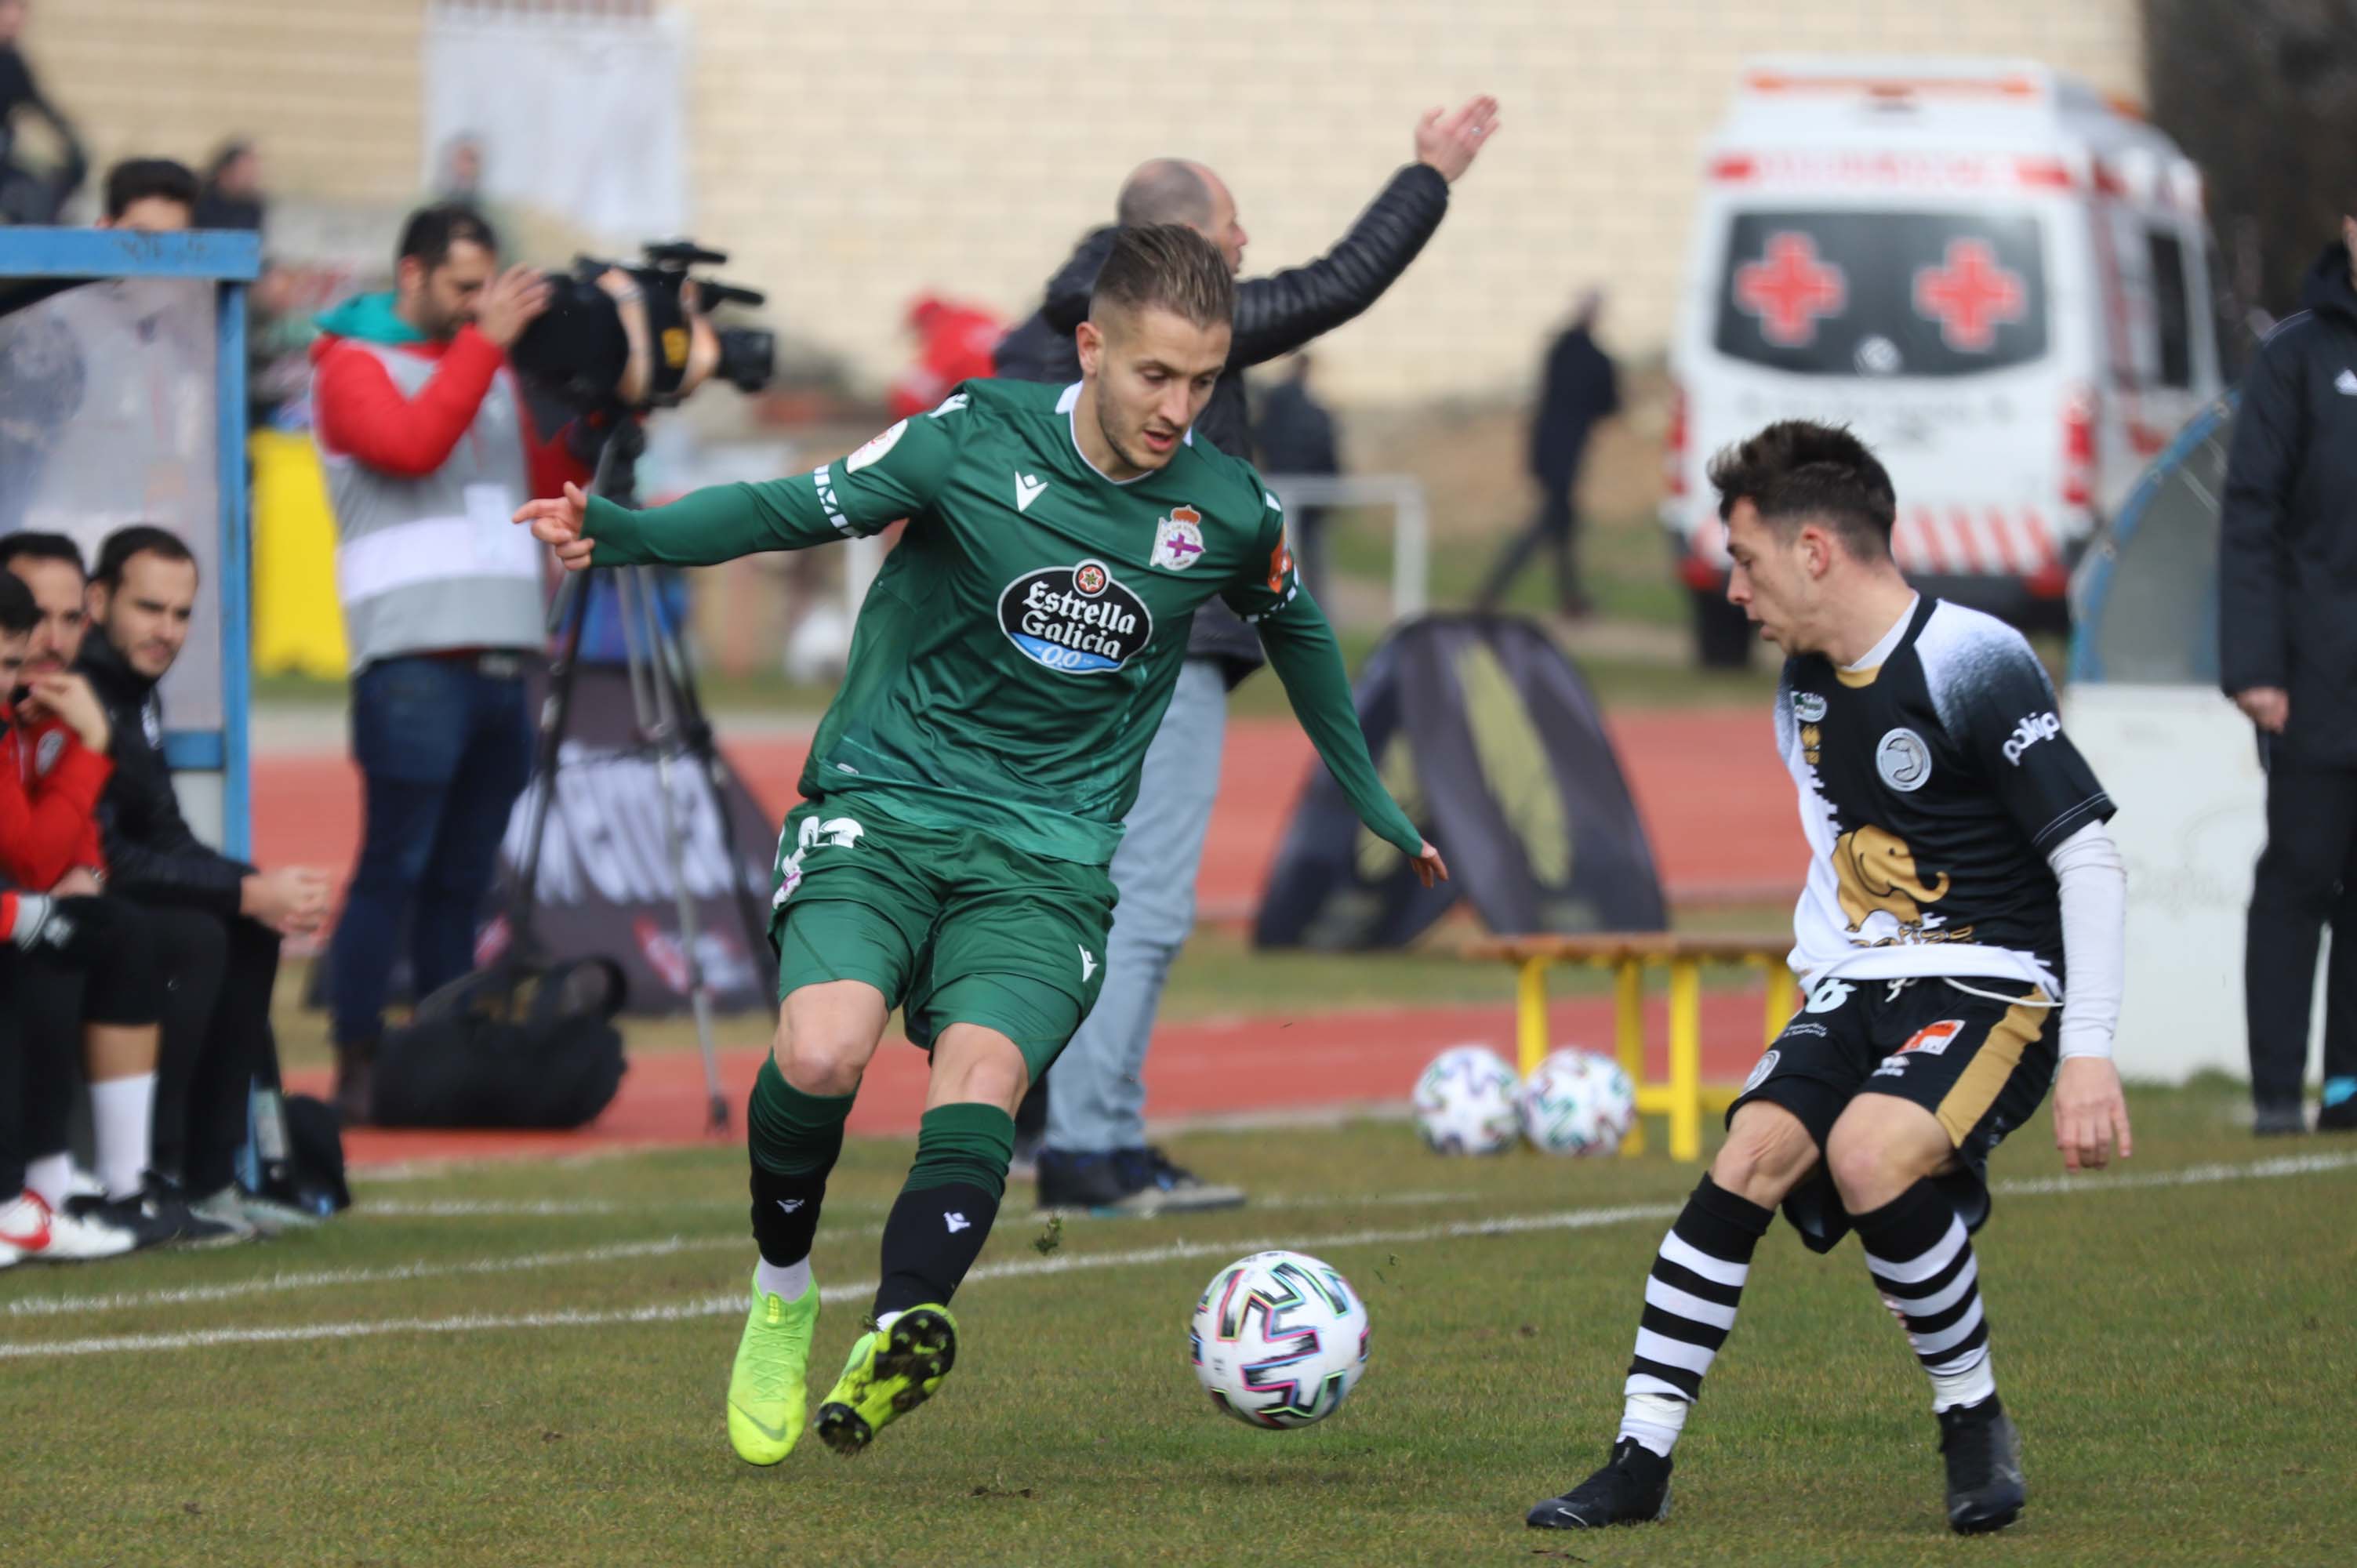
[510,239,775,413]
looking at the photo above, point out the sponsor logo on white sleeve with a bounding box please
[2001,711,2062,765]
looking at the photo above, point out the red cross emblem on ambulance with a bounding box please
[1734,231,1847,347]
[1912,239,2025,353]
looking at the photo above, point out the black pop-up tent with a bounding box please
[1254,615,1667,950]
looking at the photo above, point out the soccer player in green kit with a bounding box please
[518,225,1445,1464]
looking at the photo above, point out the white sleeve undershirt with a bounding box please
[2048,819,2126,1062]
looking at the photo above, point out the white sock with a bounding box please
[24,1153,72,1209]
[1618,1391,1689,1457]
[1930,1352,1998,1414]
[754,1256,811,1303]
[89,1074,156,1200]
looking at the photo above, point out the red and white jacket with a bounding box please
[2,703,111,895]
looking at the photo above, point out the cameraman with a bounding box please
[311,203,644,1121]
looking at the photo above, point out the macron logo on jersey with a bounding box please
[1015,474,1048,512]
[2002,711,2062,766]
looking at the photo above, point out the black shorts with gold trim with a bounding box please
[1727,975,2057,1254]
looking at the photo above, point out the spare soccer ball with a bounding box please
[1520,1048,1638,1156]
[1411,1044,1523,1155]
[1190,1250,1370,1429]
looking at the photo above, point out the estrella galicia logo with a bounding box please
[998,558,1154,675]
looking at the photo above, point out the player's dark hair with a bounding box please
[0,571,36,637]
[396,202,498,271]
[0,532,88,581]
[1706,420,1897,561]
[94,525,196,590]
[1091,223,1235,333]
[104,157,198,222]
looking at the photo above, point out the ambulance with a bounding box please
[1663,58,2228,663]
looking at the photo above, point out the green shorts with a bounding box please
[769,798,1117,1080]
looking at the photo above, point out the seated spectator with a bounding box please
[194,138,264,231]
[2,535,235,1248]
[0,570,133,1265]
[81,525,329,1230]
[96,155,195,232]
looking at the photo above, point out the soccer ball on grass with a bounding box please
[1190,1250,1370,1428]
[1411,1043,1522,1155]
[1519,1048,1637,1156]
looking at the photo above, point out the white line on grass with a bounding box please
[7,1193,1481,1321]
[349,1187,1483,1221]
[5,1236,718,1319]
[0,1204,1683,1361]
[4,1150,2348,1361]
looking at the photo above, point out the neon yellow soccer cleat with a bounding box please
[813,1304,958,1454]
[727,1272,819,1465]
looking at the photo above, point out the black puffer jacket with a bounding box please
[2219,242,2357,766]
[996,162,1452,681]
[77,632,250,913]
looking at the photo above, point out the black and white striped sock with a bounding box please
[1618,1174,1774,1457]
[1852,1181,1996,1413]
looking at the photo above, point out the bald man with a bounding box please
[997,99,1498,1215]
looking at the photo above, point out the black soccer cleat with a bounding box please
[1938,1396,2026,1534]
[1527,1438,1672,1529]
[66,1174,243,1251]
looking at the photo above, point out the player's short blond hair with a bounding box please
[1091,223,1236,334]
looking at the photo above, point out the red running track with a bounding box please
[253,706,1803,919]
[260,702,1803,1169]
[299,989,1776,1169]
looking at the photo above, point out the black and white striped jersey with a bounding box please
[1774,597,2113,996]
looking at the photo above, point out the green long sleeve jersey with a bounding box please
[585,377,1422,866]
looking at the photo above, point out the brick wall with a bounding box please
[24,0,2145,406]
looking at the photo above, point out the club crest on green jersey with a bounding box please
[1151,505,1208,571]
[998,558,1154,675]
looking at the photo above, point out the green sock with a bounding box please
[746,1055,855,1178]
[900,1102,1017,1200]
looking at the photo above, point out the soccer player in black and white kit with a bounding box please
[1527,423,2131,1536]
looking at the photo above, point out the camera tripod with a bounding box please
[503,416,775,1134]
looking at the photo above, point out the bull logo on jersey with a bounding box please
[1832,823,1952,933]
[998,559,1155,675]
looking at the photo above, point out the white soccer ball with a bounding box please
[1411,1044,1523,1155]
[1190,1250,1371,1429]
[1520,1048,1638,1156]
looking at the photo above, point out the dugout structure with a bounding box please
[0,227,260,857]
[2066,394,2286,1082]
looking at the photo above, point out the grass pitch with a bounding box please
[4,1082,2351,1567]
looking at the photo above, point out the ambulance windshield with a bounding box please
[1712,209,2048,379]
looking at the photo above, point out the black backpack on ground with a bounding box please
[371,958,628,1130]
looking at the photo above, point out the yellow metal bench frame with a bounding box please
[1465,934,1796,1163]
